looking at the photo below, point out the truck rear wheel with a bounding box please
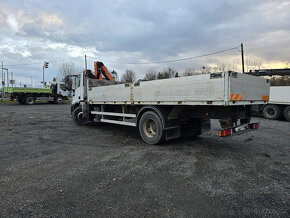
[25,96,35,105]
[262,104,282,120]
[17,97,25,104]
[139,111,165,145]
[72,106,86,125]
[283,106,290,121]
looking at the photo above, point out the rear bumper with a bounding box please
[219,122,260,137]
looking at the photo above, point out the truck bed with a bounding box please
[269,86,290,104]
[87,72,269,106]
[3,87,52,94]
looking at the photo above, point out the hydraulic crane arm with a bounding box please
[94,62,115,81]
[246,68,290,77]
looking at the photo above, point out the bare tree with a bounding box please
[59,62,76,81]
[157,67,176,79]
[246,58,262,72]
[211,62,238,73]
[121,69,136,83]
[270,76,290,86]
[144,69,157,81]
[111,70,118,81]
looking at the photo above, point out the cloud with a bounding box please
[0,0,289,86]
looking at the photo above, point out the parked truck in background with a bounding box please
[65,61,270,145]
[3,81,68,105]
[247,69,290,121]
[257,86,290,121]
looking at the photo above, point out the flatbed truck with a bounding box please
[255,86,290,121]
[67,62,270,144]
[247,69,290,121]
[3,82,68,105]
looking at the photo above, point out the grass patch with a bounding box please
[0,98,17,104]
[0,98,71,104]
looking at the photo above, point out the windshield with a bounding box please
[60,84,67,91]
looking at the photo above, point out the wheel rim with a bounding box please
[57,98,63,103]
[27,98,34,104]
[77,111,84,120]
[143,118,157,138]
[267,108,275,116]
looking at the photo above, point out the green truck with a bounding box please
[3,82,69,105]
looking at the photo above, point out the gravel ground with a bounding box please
[0,103,290,217]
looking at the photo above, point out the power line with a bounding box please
[87,46,240,65]
[2,45,240,67]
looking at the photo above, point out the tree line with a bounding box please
[58,61,290,86]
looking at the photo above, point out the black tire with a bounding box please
[283,106,290,121]
[72,106,86,125]
[138,111,165,145]
[55,96,63,104]
[17,97,25,104]
[25,96,35,105]
[262,104,282,120]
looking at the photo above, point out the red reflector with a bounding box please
[219,129,232,137]
[253,123,259,129]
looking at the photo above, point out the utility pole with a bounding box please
[1,62,2,101]
[241,43,245,74]
[85,55,87,71]
[2,68,8,88]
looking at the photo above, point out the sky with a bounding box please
[0,0,290,87]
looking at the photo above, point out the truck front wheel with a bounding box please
[72,106,86,125]
[262,105,282,120]
[139,111,165,145]
[56,96,63,104]
[25,96,35,105]
[283,106,290,121]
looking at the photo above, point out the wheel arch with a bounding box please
[137,106,167,129]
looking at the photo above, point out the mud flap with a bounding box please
[165,126,180,140]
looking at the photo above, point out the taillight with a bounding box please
[218,129,232,137]
[253,123,259,129]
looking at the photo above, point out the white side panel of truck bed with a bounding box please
[229,73,270,105]
[88,74,225,105]
[269,86,290,104]
[87,72,269,106]
[133,74,224,104]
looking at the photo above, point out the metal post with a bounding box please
[241,43,245,74]
[43,64,45,88]
[1,61,3,87]
[1,62,3,101]
[7,69,9,87]
[11,72,14,87]
[1,62,2,101]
